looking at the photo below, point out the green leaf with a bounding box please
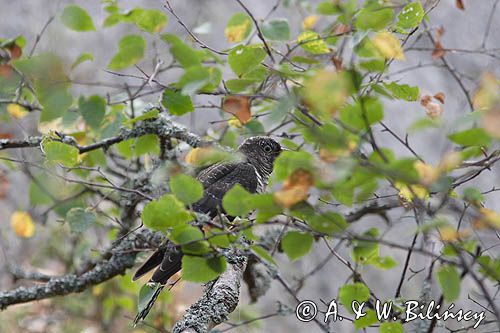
[135,134,160,156]
[281,231,314,261]
[462,187,484,204]
[250,245,277,265]
[228,45,267,77]
[37,84,74,122]
[161,89,194,115]
[161,34,201,68]
[274,150,315,180]
[137,284,162,313]
[380,322,404,333]
[123,109,159,126]
[13,53,73,122]
[397,2,425,29]
[225,79,258,92]
[178,66,221,95]
[79,95,106,129]
[61,5,95,31]
[249,193,282,223]
[66,207,96,233]
[262,19,290,41]
[169,174,203,205]
[352,228,379,264]
[142,194,192,232]
[308,212,348,235]
[225,13,253,43]
[170,224,204,244]
[29,180,54,205]
[170,225,209,255]
[339,97,384,130]
[71,52,94,70]
[317,1,341,15]
[355,309,378,329]
[448,128,491,147]
[339,283,370,313]
[297,31,330,54]
[437,264,461,301]
[108,35,146,70]
[182,255,227,283]
[43,141,79,167]
[128,8,167,33]
[383,82,419,101]
[355,6,394,31]
[477,255,500,281]
[222,184,253,216]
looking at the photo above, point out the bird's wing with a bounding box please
[193,162,258,216]
[196,161,239,188]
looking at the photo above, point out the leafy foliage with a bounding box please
[1,0,500,331]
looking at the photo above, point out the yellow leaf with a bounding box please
[228,117,243,128]
[184,147,229,167]
[10,211,35,238]
[438,152,462,172]
[477,208,500,229]
[302,15,319,30]
[7,103,28,119]
[438,226,470,242]
[482,105,500,139]
[372,32,405,60]
[302,69,351,116]
[224,20,252,43]
[414,161,440,186]
[396,182,428,202]
[473,73,499,111]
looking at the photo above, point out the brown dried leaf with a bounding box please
[274,169,314,208]
[455,0,465,10]
[436,26,445,39]
[0,64,13,78]
[0,174,9,199]
[222,96,251,124]
[420,94,444,118]
[432,41,446,59]
[425,101,444,118]
[434,92,445,104]
[7,44,22,60]
[333,24,351,35]
[331,56,343,71]
[420,94,432,107]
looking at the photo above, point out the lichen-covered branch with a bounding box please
[173,254,248,333]
[0,229,166,310]
[0,114,212,152]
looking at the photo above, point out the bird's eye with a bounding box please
[264,145,272,153]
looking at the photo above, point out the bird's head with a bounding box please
[238,136,282,173]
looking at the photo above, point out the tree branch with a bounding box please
[0,229,166,310]
[0,114,211,153]
[172,254,248,333]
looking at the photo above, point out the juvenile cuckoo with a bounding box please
[133,136,282,324]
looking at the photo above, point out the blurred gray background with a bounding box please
[1,0,499,332]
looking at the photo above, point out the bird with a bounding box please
[132,136,282,325]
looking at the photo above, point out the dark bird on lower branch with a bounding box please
[132,136,282,325]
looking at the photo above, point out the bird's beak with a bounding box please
[280,147,292,152]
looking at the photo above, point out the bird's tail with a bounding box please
[133,283,165,327]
